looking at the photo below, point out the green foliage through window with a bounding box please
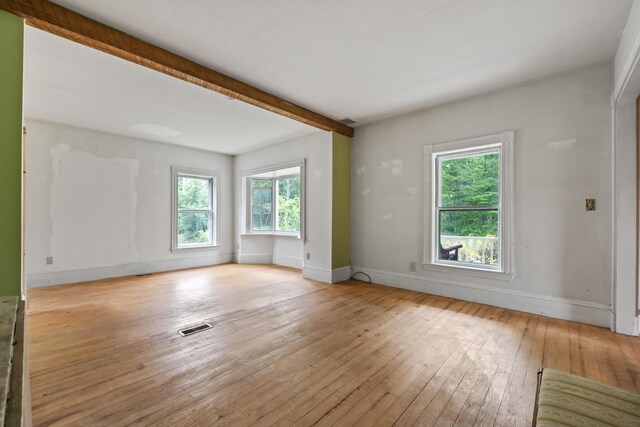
[250,175,301,233]
[439,151,499,237]
[437,149,500,266]
[177,175,213,246]
[277,177,301,231]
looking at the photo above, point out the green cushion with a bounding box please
[536,369,640,427]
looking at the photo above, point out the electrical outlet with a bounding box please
[306,253,311,260]
[409,262,417,272]
[46,256,53,265]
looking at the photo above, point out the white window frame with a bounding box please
[171,166,219,252]
[423,131,514,277]
[242,160,305,239]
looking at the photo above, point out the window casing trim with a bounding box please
[423,131,514,277]
[171,166,219,253]
[249,174,301,235]
[242,160,306,240]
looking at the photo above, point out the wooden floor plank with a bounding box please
[26,264,640,427]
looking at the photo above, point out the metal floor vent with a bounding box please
[178,323,213,336]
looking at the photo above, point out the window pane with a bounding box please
[252,188,272,204]
[252,205,271,215]
[252,214,272,230]
[276,177,301,231]
[439,210,498,266]
[440,151,499,207]
[251,179,273,231]
[178,176,211,209]
[178,212,212,246]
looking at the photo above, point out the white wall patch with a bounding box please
[50,143,140,270]
[406,187,419,195]
[548,139,577,150]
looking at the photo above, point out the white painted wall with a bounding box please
[233,131,333,279]
[615,0,640,99]
[351,63,614,327]
[25,119,234,287]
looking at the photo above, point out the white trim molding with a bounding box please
[611,100,640,336]
[303,265,332,283]
[237,254,303,269]
[272,255,304,269]
[237,254,273,265]
[331,266,352,283]
[423,131,515,278]
[241,159,306,242]
[352,266,611,328]
[171,166,219,252]
[27,253,233,288]
[303,265,351,284]
[613,0,640,104]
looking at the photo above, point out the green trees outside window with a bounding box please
[276,177,300,232]
[251,179,272,231]
[177,175,213,245]
[250,175,301,233]
[437,150,500,266]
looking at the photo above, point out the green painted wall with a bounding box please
[0,11,23,296]
[331,132,351,269]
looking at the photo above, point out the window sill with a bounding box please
[240,232,301,239]
[421,262,514,282]
[171,244,220,254]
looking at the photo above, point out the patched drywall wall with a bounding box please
[233,131,332,278]
[50,144,139,270]
[351,63,614,326]
[26,120,234,287]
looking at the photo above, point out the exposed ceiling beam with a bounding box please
[0,0,354,137]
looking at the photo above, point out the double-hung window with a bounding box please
[245,162,304,237]
[171,166,217,251]
[425,132,514,274]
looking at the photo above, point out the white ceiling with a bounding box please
[23,27,317,155]
[26,0,633,153]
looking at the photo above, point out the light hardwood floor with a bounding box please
[27,264,640,426]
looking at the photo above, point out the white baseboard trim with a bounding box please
[351,265,611,328]
[27,253,234,288]
[238,254,273,265]
[272,255,303,269]
[614,311,640,336]
[331,266,351,283]
[303,265,351,284]
[303,265,332,283]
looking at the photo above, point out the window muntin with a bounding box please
[434,146,502,270]
[172,167,217,251]
[251,179,273,231]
